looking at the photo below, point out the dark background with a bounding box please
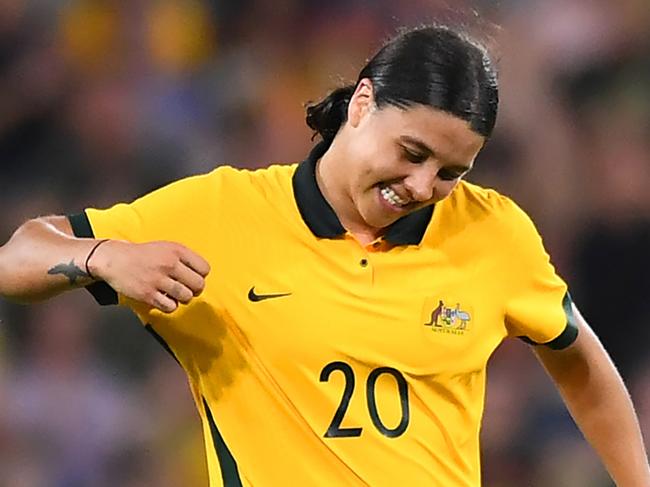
[0,1,648,485]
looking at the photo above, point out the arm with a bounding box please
[0,215,210,312]
[0,216,97,301]
[534,304,650,486]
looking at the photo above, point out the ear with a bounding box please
[347,78,375,128]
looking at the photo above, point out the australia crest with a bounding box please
[424,299,472,335]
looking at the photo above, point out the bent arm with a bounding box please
[0,214,210,313]
[535,304,650,486]
[0,216,102,302]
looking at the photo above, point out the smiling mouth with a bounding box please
[379,185,410,209]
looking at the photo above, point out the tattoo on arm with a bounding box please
[47,260,89,285]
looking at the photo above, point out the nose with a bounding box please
[403,164,437,202]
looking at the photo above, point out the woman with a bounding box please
[0,25,648,486]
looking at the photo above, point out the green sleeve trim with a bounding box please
[144,324,180,364]
[518,292,579,350]
[142,327,242,485]
[203,398,242,486]
[67,212,119,306]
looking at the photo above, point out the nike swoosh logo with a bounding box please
[248,287,292,302]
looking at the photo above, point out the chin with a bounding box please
[362,211,399,230]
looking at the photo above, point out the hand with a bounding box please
[87,240,210,313]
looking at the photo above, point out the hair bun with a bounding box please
[305,85,356,143]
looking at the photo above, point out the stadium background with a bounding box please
[0,0,648,485]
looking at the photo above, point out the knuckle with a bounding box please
[144,291,157,306]
[179,290,193,304]
[189,279,203,296]
[171,243,186,255]
[162,258,177,273]
[173,260,185,274]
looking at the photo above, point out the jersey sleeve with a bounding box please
[502,200,578,349]
[68,168,225,311]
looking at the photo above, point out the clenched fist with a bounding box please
[87,240,210,313]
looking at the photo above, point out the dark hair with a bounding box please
[305,25,499,143]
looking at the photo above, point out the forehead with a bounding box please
[372,104,485,166]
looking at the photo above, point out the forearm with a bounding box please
[0,216,98,302]
[536,314,650,486]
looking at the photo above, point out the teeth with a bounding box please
[381,186,408,207]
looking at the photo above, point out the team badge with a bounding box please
[423,299,472,335]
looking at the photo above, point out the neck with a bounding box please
[315,139,383,243]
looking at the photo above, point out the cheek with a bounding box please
[359,164,375,180]
[352,131,398,183]
[359,158,397,188]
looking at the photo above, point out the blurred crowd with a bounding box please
[0,0,648,485]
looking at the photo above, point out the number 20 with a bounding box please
[319,361,410,438]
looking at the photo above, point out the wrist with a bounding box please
[85,239,112,281]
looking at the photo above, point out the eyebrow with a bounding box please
[399,135,473,173]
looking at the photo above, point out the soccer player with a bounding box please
[1,26,648,486]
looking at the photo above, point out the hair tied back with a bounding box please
[305,84,356,143]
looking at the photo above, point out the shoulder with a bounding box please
[446,181,531,227]
[207,163,297,196]
[457,181,549,256]
[201,163,300,228]
[431,180,542,253]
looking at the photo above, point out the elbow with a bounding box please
[0,215,75,303]
[0,219,40,301]
[0,247,27,302]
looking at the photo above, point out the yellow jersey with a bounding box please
[69,141,577,486]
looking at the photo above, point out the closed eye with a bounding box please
[399,140,472,179]
[401,146,428,164]
[438,168,468,181]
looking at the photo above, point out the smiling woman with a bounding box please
[0,23,648,487]
[317,104,485,239]
[306,27,496,241]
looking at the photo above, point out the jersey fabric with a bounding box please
[69,141,578,487]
